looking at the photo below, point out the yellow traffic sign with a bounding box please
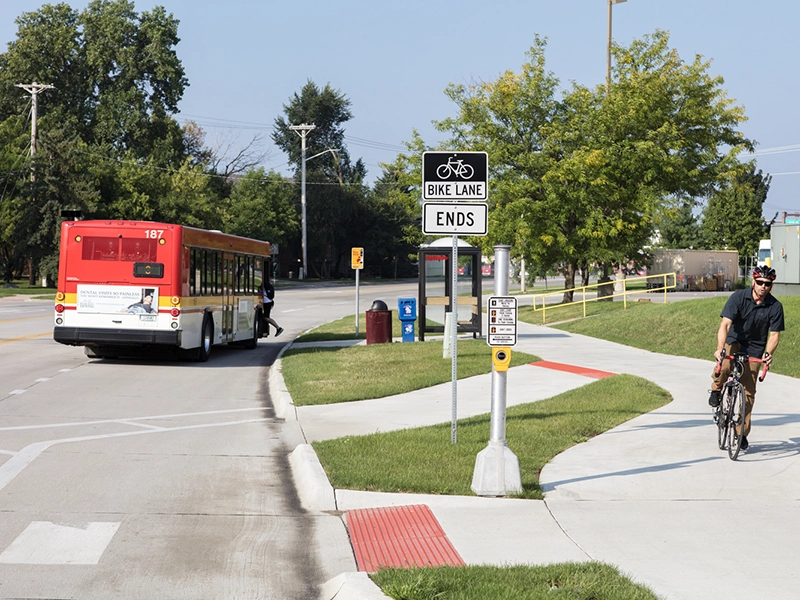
[351,247,364,270]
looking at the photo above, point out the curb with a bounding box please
[269,342,297,421]
[288,444,336,512]
[319,572,391,600]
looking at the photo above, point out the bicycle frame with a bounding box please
[713,353,769,460]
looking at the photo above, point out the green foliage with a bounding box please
[433,31,753,299]
[700,164,770,255]
[222,168,300,245]
[656,199,703,249]
[272,80,419,278]
[0,1,230,282]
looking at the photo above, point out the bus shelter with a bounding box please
[418,238,482,341]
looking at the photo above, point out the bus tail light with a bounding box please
[55,291,65,301]
[171,296,180,305]
[55,304,65,313]
[170,308,180,317]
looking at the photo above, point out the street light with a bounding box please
[607,0,627,94]
[289,122,340,279]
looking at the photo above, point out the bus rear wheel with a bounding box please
[196,317,213,362]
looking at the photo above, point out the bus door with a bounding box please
[222,253,235,341]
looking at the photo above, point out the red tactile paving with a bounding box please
[345,504,465,572]
[530,360,615,379]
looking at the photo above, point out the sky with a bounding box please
[3,0,800,219]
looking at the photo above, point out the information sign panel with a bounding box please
[422,202,488,236]
[487,295,517,346]
[422,152,488,200]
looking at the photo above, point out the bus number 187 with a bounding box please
[145,230,164,239]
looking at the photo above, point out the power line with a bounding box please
[175,112,407,153]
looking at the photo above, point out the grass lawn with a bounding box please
[282,338,538,405]
[549,295,800,379]
[372,562,660,600]
[0,280,54,298]
[312,374,669,499]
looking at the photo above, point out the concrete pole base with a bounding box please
[471,440,522,496]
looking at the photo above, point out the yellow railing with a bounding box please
[531,273,677,324]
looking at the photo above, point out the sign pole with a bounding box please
[451,234,458,444]
[420,151,489,446]
[351,247,364,336]
[355,268,360,336]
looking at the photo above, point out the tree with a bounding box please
[656,199,703,249]
[222,168,300,247]
[700,164,771,257]
[0,1,234,283]
[272,80,369,277]
[0,0,187,158]
[436,32,752,301]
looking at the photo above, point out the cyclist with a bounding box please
[708,265,784,450]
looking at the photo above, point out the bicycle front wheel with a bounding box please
[717,388,731,450]
[727,382,746,460]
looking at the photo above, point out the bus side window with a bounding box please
[189,248,198,296]
[214,251,222,295]
[254,257,263,295]
[247,256,254,294]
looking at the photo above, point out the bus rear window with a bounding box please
[82,237,158,262]
[83,237,120,261]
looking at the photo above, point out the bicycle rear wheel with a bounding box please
[727,382,746,460]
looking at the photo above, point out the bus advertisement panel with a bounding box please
[53,220,271,361]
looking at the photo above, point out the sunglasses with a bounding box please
[754,280,773,287]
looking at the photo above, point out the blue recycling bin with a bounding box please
[398,298,416,343]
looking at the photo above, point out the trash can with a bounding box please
[398,298,416,343]
[366,300,392,344]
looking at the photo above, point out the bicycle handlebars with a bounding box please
[714,354,770,382]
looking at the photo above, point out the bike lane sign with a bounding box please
[422,151,488,201]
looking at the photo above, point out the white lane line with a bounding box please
[9,390,25,395]
[281,308,304,313]
[58,368,72,373]
[35,378,50,383]
[0,521,121,565]
[0,407,265,432]
[116,420,166,431]
[0,416,271,492]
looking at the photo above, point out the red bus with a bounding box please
[53,220,271,361]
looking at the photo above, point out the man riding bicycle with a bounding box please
[708,265,784,451]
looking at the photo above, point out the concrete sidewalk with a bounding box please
[276,322,800,600]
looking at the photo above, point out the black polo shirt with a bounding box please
[721,287,785,357]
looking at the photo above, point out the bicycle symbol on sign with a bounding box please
[436,156,475,180]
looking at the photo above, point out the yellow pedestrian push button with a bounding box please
[492,347,511,372]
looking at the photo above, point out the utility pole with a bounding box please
[16,82,55,286]
[288,123,316,280]
[16,82,55,177]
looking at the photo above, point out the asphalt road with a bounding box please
[0,280,418,600]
